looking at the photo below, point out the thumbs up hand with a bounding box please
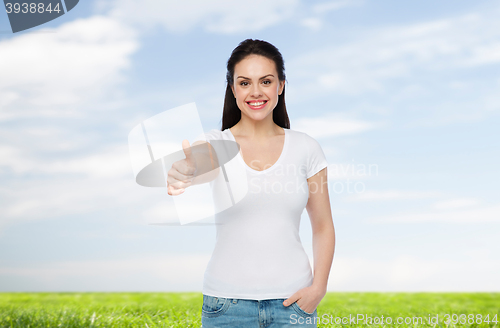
[167,139,198,196]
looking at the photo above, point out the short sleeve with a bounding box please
[306,135,328,179]
[192,128,220,144]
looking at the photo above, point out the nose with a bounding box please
[250,83,263,98]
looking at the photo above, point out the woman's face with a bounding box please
[231,54,285,122]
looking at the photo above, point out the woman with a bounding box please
[167,39,335,327]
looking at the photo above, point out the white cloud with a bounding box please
[300,18,323,31]
[433,198,480,210]
[105,0,361,35]
[367,204,500,223]
[299,1,363,32]
[141,201,179,224]
[0,254,211,291]
[0,15,147,232]
[0,90,19,108]
[2,252,499,292]
[0,127,149,231]
[312,0,362,14]
[0,137,217,229]
[107,0,299,34]
[0,177,140,228]
[326,161,379,181]
[0,138,170,230]
[0,142,132,179]
[328,254,500,291]
[344,190,442,202]
[294,114,379,139]
[287,8,500,100]
[0,15,139,120]
[141,199,217,226]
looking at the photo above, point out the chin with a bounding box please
[248,114,271,122]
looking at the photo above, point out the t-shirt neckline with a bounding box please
[226,127,289,174]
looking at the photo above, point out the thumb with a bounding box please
[182,139,194,165]
[283,293,299,307]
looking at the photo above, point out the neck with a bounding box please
[231,115,283,139]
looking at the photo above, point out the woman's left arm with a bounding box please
[283,167,335,313]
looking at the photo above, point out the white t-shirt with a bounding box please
[194,127,328,300]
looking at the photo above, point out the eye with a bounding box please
[262,80,271,85]
[240,81,249,86]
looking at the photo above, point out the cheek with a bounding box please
[235,87,247,98]
[270,88,279,98]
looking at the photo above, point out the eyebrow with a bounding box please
[236,74,274,80]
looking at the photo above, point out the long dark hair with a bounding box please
[221,39,290,131]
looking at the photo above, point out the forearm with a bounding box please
[311,221,335,291]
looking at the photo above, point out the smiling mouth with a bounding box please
[246,100,268,109]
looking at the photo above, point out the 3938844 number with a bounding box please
[5,2,61,14]
[443,313,498,325]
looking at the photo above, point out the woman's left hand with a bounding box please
[283,284,326,314]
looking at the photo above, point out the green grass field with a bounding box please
[0,292,498,327]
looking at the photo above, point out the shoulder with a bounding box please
[286,128,319,145]
[193,128,224,144]
[287,128,326,160]
[205,128,224,140]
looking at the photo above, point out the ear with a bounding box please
[231,84,236,98]
[278,80,285,96]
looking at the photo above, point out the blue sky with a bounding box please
[0,0,499,292]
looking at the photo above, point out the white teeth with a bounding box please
[249,101,265,106]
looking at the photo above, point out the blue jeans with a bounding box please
[201,294,318,327]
